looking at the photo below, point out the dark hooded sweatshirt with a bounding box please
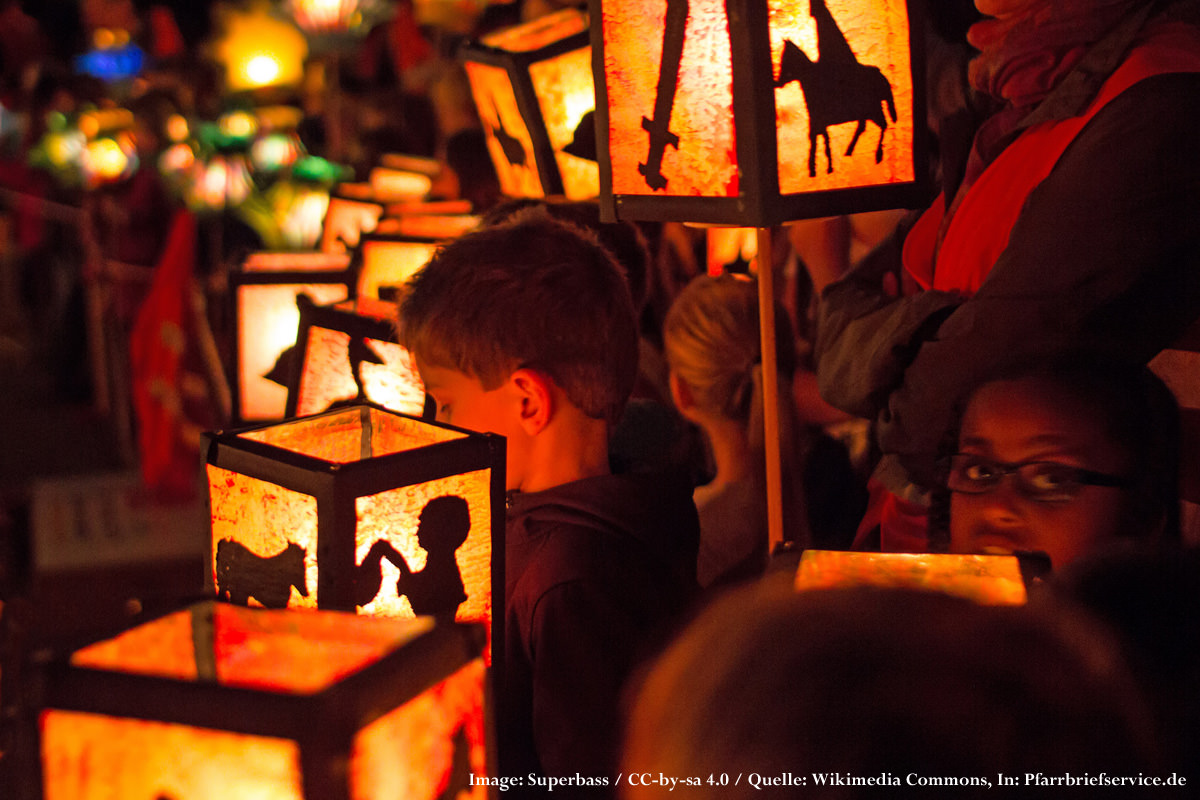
[499,470,701,789]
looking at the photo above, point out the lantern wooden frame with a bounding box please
[35,601,491,800]
[229,251,355,425]
[285,295,431,419]
[202,403,506,655]
[459,8,595,199]
[589,0,929,225]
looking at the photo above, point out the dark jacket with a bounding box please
[499,470,700,790]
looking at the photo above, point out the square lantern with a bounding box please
[792,550,1050,606]
[202,404,505,659]
[460,7,599,200]
[321,183,385,253]
[591,0,928,224]
[230,251,355,424]
[37,601,491,800]
[353,212,481,301]
[285,296,430,419]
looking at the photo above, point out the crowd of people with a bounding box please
[3,0,1200,796]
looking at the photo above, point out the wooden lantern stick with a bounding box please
[756,225,785,551]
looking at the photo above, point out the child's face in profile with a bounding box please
[415,357,527,491]
[949,377,1135,570]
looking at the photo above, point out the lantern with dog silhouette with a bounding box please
[459,7,598,200]
[591,0,926,224]
[37,601,491,799]
[203,404,504,656]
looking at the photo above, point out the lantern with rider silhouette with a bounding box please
[202,404,504,657]
[591,0,926,224]
[459,7,598,200]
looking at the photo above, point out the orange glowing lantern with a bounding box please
[230,251,355,424]
[792,550,1049,606]
[214,1,308,92]
[286,296,428,418]
[591,0,927,224]
[704,225,759,275]
[321,183,385,252]
[203,404,504,656]
[38,601,491,799]
[460,7,599,200]
[369,165,434,201]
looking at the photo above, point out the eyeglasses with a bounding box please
[941,454,1132,502]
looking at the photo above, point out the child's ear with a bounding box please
[669,371,697,415]
[510,368,554,436]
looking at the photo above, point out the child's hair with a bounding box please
[928,353,1182,551]
[398,207,639,424]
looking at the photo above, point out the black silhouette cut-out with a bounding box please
[355,495,470,617]
[490,98,528,169]
[562,109,597,161]
[775,0,897,177]
[436,723,473,800]
[640,0,689,190]
[324,335,386,412]
[216,538,308,609]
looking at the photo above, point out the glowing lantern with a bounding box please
[287,296,427,418]
[230,251,355,424]
[369,166,434,201]
[704,225,759,275]
[350,212,481,300]
[792,550,1048,606]
[214,1,308,92]
[202,404,504,657]
[38,601,491,799]
[322,183,386,252]
[285,0,395,51]
[460,8,599,200]
[81,132,138,188]
[591,0,926,224]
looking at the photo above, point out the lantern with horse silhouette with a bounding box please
[591,0,926,224]
[37,601,491,799]
[459,7,599,200]
[202,404,504,658]
[286,296,429,419]
[229,251,355,424]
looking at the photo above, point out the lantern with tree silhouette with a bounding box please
[460,7,599,200]
[203,404,504,658]
[37,601,490,800]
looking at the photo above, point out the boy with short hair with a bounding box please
[398,208,700,786]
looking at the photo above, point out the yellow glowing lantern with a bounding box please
[287,296,427,418]
[38,601,491,799]
[230,251,355,424]
[704,225,759,275]
[793,550,1047,606]
[591,0,926,224]
[351,213,481,301]
[214,1,308,92]
[321,183,385,252]
[369,166,434,201]
[202,404,504,657]
[460,7,599,200]
[81,133,138,187]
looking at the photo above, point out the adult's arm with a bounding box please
[874,73,1200,468]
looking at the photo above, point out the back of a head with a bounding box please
[624,583,1159,799]
[662,273,795,423]
[398,207,639,423]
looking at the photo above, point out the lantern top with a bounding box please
[69,601,438,694]
[793,550,1029,606]
[480,7,588,52]
[237,404,465,464]
[241,250,352,272]
[374,214,482,240]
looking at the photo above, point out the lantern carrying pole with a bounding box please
[756,225,785,552]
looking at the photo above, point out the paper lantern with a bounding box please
[38,601,491,800]
[460,7,599,200]
[287,296,428,418]
[203,404,504,657]
[704,225,758,275]
[214,1,308,92]
[352,225,448,301]
[369,166,434,201]
[591,0,927,225]
[230,251,354,424]
[322,183,385,252]
[792,550,1048,606]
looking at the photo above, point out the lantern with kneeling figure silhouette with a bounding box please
[37,601,491,800]
[202,404,504,657]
